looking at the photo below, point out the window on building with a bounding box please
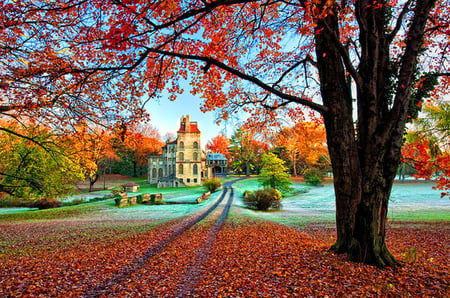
[179,164,184,174]
[187,178,190,183]
[193,164,198,175]
[194,178,197,183]
[179,152,184,161]
[193,152,198,161]
[179,141,184,149]
[158,168,163,177]
[152,168,157,178]
[193,141,199,149]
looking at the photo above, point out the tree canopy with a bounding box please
[0,121,84,199]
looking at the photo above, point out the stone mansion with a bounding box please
[148,115,227,188]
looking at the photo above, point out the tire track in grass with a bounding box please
[83,178,243,297]
[173,186,235,297]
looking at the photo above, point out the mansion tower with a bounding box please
[148,115,222,187]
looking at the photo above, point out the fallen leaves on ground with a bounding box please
[0,211,448,297]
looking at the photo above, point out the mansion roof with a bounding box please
[177,122,200,133]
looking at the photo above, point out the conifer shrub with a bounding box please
[203,178,222,193]
[243,187,282,211]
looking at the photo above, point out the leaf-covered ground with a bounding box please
[0,207,448,297]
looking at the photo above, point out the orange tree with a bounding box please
[206,134,232,158]
[2,0,449,267]
[274,121,329,176]
[68,123,119,192]
[110,123,163,176]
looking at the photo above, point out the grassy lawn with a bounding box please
[232,177,450,226]
[1,175,448,224]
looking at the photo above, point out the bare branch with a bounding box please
[387,0,414,43]
[272,55,316,87]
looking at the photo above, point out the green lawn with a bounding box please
[232,177,450,226]
[1,177,448,225]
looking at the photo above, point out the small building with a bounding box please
[207,153,228,175]
[123,182,140,192]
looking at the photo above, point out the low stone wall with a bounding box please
[196,192,211,203]
[115,192,163,207]
[150,193,163,203]
[117,198,129,207]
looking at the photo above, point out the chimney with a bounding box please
[184,115,190,132]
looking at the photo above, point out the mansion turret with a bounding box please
[148,115,227,188]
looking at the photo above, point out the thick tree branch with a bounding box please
[150,49,328,114]
[0,127,54,152]
[319,8,363,88]
[391,0,438,122]
[134,0,260,31]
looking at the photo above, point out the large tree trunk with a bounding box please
[313,0,435,268]
[314,6,362,255]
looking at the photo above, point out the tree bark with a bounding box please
[314,7,362,255]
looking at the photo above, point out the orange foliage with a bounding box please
[206,134,231,158]
[402,139,450,198]
[275,121,329,176]
[0,215,447,296]
[68,124,118,180]
[114,123,164,167]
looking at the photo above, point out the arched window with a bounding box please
[193,164,198,175]
[158,168,163,177]
[178,164,184,174]
[179,141,184,149]
[193,152,198,161]
[179,152,184,161]
[193,141,199,149]
[152,168,157,178]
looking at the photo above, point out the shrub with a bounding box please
[136,195,143,204]
[304,169,324,186]
[243,187,282,211]
[32,197,62,210]
[203,178,222,193]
